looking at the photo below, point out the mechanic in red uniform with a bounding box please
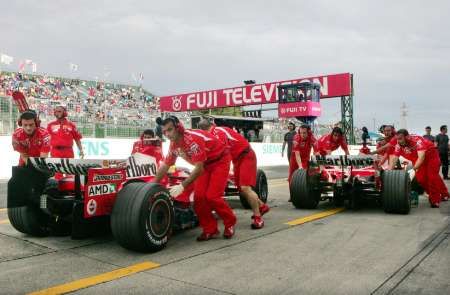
[12,110,50,166]
[198,119,270,229]
[315,127,350,156]
[46,106,84,158]
[131,129,163,164]
[389,129,449,208]
[288,124,317,183]
[374,125,397,166]
[153,116,236,241]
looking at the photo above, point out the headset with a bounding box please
[18,110,40,127]
[54,105,68,118]
[164,115,185,133]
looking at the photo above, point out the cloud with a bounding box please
[1,0,450,133]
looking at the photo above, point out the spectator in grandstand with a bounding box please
[315,127,350,156]
[12,110,50,166]
[282,122,296,162]
[390,129,449,207]
[198,119,270,229]
[47,106,84,158]
[435,125,449,179]
[153,116,236,241]
[423,126,435,142]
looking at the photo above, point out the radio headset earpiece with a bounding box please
[18,110,40,127]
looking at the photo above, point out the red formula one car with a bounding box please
[7,154,268,252]
[289,155,411,214]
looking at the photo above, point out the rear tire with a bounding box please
[111,183,174,252]
[382,170,411,214]
[239,169,268,209]
[290,169,320,209]
[8,205,49,237]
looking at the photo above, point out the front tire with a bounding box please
[111,183,174,252]
[290,169,320,209]
[382,170,411,214]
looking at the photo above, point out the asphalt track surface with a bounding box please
[0,166,449,295]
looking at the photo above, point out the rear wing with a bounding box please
[28,153,158,179]
[311,155,376,167]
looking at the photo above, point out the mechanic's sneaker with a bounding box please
[259,204,270,216]
[251,215,264,229]
[223,226,235,239]
[442,195,449,202]
[196,230,219,242]
[430,202,440,208]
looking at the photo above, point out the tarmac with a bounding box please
[0,166,449,294]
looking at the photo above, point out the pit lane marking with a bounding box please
[285,207,345,226]
[27,261,160,295]
[0,219,9,224]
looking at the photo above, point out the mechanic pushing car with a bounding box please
[315,127,350,156]
[198,119,270,229]
[152,116,237,241]
[12,110,50,166]
[131,129,163,164]
[389,129,450,208]
[46,105,84,159]
[288,124,317,183]
[374,125,397,166]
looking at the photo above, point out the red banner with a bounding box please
[279,101,322,118]
[160,73,351,112]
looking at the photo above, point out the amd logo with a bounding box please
[88,184,116,197]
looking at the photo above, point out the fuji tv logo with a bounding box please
[172,96,182,111]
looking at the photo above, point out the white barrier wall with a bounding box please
[0,136,366,179]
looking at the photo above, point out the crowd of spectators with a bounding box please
[0,71,160,125]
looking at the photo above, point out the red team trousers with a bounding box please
[194,152,236,234]
[415,149,449,204]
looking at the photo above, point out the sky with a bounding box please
[1,0,450,134]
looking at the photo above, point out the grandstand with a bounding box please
[0,71,160,137]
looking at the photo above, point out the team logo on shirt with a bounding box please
[189,143,201,155]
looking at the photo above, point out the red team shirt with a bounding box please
[316,134,349,155]
[131,140,163,163]
[292,133,317,157]
[164,129,226,166]
[393,135,435,162]
[46,118,82,148]
[210,126,248,161]
[12,127,51,166]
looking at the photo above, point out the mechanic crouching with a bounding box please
[288,124,317,183]
[131,129,163,164]
[152,116,237,241]
[198,119,270,229]
[389,129,449,208]
[315,127,350,156]
[12,110,50,166]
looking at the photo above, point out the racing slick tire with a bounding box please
[239,169,268,209]
[290,169,320,209]
[111,182,174,252]
[8,205,50,237]
[381,170,411,214]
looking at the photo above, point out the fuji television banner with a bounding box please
[160,73,352,112]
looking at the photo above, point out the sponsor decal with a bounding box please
[86,199,97,216]
[314,155,374,167]
[172,96,182,111]
[93,174,124,182]
[30,158,104,175]
[88,183,117,197]
[126,153,157,178]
